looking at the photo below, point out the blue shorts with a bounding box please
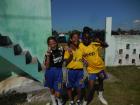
[88,70,108,80]
[66,69,85,88]
[44,67,63,93]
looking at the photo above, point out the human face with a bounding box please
[70,34,79,46]
[82,33,91,46]
[48,39,57,50]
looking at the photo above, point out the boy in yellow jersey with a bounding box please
[64,32,85,105]
[80,27,108,105]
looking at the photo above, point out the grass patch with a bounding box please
[2,66,140,105]
[93,66,140,105]
[25,66,140,105]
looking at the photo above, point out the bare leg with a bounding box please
[97,78,108,105]
[84,80,96,105]
[55,91,62,105]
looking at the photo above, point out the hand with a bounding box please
[45,47,51,56]
[42,64,46,71]
[67,48,73,55]
[82,58,88,67]
[45,51,51,56]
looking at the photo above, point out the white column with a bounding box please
[105,17,115,66]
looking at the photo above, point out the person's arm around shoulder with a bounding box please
[98,45,105,59]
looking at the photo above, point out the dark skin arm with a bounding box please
[44,47,51,69]
[95,38,109,48]
[44,55,50,69]
[65,48,73,66]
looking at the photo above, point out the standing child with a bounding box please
[80,27,108,105]
[44,36,64,105]
[64,32,85,105]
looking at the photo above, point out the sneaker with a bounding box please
[76,100,81,105]
[69,100,75,105]
[46,102,51,105]
[82,101,87,105]
[98,95,108,105]
[50,95,57,105]
[56,98,62,105]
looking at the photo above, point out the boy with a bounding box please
[80,27,108,105]
[64,32,85,105]
[44,36,64,105]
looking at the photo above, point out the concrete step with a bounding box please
[0,47,43,82]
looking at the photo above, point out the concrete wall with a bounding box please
[0,0,52,62]
[113,35,140,66]
[105,17,140,66]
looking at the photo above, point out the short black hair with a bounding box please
[82,26,94,39]
[68,31,80,46]
[69,31,80,39]
[47,36,58,45]
[83,26,93,35]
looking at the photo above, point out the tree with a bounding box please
[52,30,59,38]
[117,28,122,34]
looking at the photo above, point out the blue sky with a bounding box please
[51,0,140,32]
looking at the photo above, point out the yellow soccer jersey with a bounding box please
[79,42,105,73]
[64,48,83,69]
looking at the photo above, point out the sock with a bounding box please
[77,99,80,103]
[50,95,56,105]
[70,100,74,104]
[56,97,62,105]
[98,91,108,105]
[99,91,103,97]
[82,100,87,105]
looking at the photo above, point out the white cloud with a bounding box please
[133,20,140,24]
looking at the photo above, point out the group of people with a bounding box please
[44,27,108,105]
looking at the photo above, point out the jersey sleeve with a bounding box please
[64,50,70,59]
[79,43,85,54]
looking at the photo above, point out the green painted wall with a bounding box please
[0,56,12,81]
[0,0,52,62]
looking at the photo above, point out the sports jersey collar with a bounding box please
[91,42,101,45]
